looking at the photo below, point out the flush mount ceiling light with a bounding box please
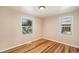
[39,6,46,10]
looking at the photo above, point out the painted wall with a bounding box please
[0,7,79,51]
[43,10,79,48]
[0,7,43,51]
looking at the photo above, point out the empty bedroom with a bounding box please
[0,6,79,53]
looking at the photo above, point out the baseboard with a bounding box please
[0,37,42,52]
[43,37,79,48]
[1,37,79,52]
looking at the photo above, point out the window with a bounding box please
[21,17,32,34]
[61,16,73,35]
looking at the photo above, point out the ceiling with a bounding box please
[9,6,79,18]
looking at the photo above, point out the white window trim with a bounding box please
[59,16,73,36]
[19,16,33,35]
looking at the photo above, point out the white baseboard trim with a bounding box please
[0,37,42,52]
[43,37,79,48]
[1,37,79,52]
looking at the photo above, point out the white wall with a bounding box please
[43,10,79,48]
[0,7,79,51]
[0,7,43,51]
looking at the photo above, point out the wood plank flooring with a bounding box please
[2,39,79,53]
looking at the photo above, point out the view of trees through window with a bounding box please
[22,17,32,34]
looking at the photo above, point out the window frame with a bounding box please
[59,16,73,36]
[20,16,33,35]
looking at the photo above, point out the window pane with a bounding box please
[21,17,32,34]
[61,16,72,35]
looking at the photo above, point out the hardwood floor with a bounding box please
[2,39,79,53]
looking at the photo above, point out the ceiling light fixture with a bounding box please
[39,6,46,10]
